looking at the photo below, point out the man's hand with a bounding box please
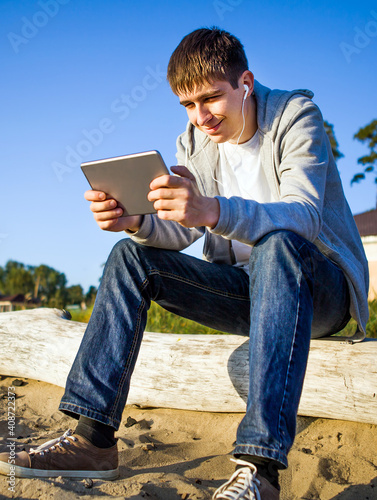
[84,190,142,232]
[148,165,220,228]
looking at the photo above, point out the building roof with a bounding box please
[0,294,25,303]
[354,209,377,237]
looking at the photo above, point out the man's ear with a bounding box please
[240,70,254,95]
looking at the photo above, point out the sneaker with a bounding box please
[212,459,280,500]
[0,429,119,480]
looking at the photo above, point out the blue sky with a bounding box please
[1,0,377,291]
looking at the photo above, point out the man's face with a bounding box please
[178,79,250,144]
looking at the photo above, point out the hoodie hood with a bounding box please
[253,80,314,139]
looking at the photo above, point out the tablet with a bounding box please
[81,150,169,216]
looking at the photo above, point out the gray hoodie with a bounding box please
[131,80,369,339]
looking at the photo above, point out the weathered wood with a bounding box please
[0,308,376,424]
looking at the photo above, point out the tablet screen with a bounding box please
[81,150,169,216]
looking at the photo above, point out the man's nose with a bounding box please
[196,104,212,127]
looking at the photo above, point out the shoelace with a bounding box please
[29,429,78,456]
[212,459,261,500]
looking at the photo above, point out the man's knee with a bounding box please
[252,230,304,258]
[109,237,137,257]
[108,238,169,269]
[106,239,146,269]
[249,230,323,282]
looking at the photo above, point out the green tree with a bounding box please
[0,259,99,310]
[85,285,98,306]
[324,120,344,162]
[1,261,34,296]
[48,287,68,309]
[66,284,84,305]
[32,264,67,306]
[351,119,377,185]
[0,266,5,294]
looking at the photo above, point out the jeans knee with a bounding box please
[112,237,138,253]
[107,238,167,271]
[252,230,302,259]
[107,238,139,266]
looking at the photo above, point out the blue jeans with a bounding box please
[59,230,350,468]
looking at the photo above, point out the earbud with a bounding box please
[243,84,249,101]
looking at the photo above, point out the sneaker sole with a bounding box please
[0,460,119,480]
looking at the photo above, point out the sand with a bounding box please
[0,375,376,500]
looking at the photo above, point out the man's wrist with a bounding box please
[206,198,220,229]
[125,215,143,233]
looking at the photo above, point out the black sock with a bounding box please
[236,454,280,491]
[75,416,116,448]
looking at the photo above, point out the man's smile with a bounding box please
[202,119,224,134]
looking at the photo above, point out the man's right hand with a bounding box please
[84,190,142,233]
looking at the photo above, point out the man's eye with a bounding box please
[205,95,220,102]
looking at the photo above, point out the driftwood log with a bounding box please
[0,308,376,425]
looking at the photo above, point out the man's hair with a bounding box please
[167,27,249,95]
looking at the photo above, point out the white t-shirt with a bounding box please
[217,131,274,270]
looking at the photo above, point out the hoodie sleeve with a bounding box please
[128,213,204,250]
[210,98,329,245]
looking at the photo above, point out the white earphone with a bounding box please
[208,84,249,188]
[243,84,249,101]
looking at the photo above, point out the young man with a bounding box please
[0,28,369,499]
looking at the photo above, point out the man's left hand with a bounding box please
[148,165,220,228]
